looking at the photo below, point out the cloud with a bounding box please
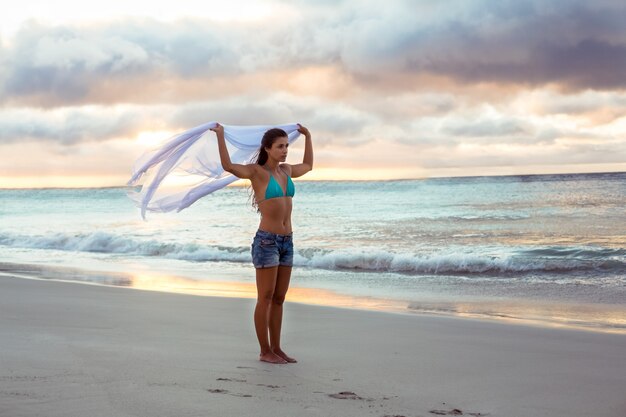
[403,1,626,89]
[1,0,625,184]
[0,140,142,177]
[442,118,529,138]
[0,106,149,144]
[516,89,626,126]
[418,39,626,91]
[0,93,377,146]
[0,20,241,106]
[2,0,625,108]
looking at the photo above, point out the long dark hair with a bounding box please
[253,128,288,165]
[248,128,288,211]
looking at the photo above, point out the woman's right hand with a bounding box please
[210,123,224,136]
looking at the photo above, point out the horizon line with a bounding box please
[1,170,624,191]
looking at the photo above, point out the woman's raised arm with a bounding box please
[289,124,313,178]
[211,124,258,179]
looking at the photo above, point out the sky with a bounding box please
[1,0,625,187]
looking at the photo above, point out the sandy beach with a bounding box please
[1,275,625,417]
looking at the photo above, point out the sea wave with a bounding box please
[1,231,624,276]
[296,248,625,275]
[0,231,251,263]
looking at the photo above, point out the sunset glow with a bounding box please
[1,0,625,188]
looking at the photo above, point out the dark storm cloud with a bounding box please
[529,40,626,90]
[415,38,626,91]
[406,1,626,89]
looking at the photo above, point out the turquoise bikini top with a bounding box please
[264,166,295,201]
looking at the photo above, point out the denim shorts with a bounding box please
[251,229,294,269]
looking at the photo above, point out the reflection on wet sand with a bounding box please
[127,272,409,312]
[1,261,624,334]
[128,272,626,334]
[408,300,626,334]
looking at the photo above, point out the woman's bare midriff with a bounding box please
[258,198,292,235]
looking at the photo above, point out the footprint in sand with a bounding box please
[328,391,376,402]
[207,388,252,398]
[429,408,488,416]
[328,391,363,400]
[429,410,461,415]
[216,377,247,382]
[208,389,228,394]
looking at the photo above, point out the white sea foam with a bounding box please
[295,248,622,274]
[1,231,623,276]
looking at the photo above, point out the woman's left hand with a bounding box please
[297,124,310,137]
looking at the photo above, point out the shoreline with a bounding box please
[1,273,625,417]
[2,170,625,190]
[1,261,624,335]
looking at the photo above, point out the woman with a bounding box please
[211,123,313,364]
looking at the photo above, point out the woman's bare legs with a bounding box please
[254,266,287,364]
[269,266,297,363]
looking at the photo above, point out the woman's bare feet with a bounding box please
[259,351,287,364]
[273,349,297,363]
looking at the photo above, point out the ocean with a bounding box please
[1,172,625,333]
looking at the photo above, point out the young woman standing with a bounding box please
[211,123,313,364]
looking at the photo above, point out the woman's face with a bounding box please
[266,137,289,162]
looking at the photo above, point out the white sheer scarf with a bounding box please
[127,121,301,219]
